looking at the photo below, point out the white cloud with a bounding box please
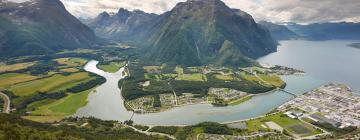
[7,0,360,23]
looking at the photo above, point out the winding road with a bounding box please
[0,91,10,113]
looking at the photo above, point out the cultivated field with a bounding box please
[24,88,95,122]
[0,62,36,73]
[9,72,93,96]
[97,61,125,73]
[55,57,87,67]
[0,73,38,88]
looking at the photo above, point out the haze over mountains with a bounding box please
[0,0,97,58]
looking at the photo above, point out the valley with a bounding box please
[1,0,360,139]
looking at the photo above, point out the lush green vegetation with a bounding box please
[120,63,274,101]
[149,122,239,140]
[24,88,95,122]
[97,61,126,73]
[0,114,165,140]
[55,57,88,67]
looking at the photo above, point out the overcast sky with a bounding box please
[8,0,360,24]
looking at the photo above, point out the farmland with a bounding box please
[97,61,126,73]
[0,62,36,73]
[8,72,93,97]
[24,88,95,122]
[0,73,38,88]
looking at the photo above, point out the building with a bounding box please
[309,114,341,128]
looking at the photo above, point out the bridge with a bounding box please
[277,88,299,97]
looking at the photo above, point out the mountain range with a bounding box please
[88,0,278,66]
[258,21,299,40]
[0,0,97,58]
[286,22,360,40]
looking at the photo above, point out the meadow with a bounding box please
[97,61,126,73]
[9,72,93,96]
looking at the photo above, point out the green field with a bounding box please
[246,113,322,137]
[55,57,87,67]
[228,95,252,106]
[0,73,38,88]
[214,74,234,81]
[9,72,93,96]
[25,88,94,122]
[176,73,207,81]
[240,72,285,87]
[97,61,126,73]
[0,62,36,73]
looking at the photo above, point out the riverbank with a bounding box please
[76,61,324,125]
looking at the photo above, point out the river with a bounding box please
[75,40,359,125]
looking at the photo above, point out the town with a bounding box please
[279,83,360,128]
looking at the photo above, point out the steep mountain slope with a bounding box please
[87,8,159,43]
[258,21,299,40]
[0,0,97,58]
[286,22,360,40]
[144,0,277,66]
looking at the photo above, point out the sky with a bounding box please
[8,0,360,24]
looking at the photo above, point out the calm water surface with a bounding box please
[258,40,360,92]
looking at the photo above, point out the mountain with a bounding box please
[87,8,159,43]
[0,0,97,58]
[143,0,277,66]
[286,22,360,40]
[258,21,299,40]
[87,0,277,67]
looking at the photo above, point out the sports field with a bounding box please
[246,113,322,137]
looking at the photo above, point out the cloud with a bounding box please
[7,0,360,23]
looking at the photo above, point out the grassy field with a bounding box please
[143,66,162,73]
[176,73,207,81]
[97,61,126,73]
[59,68,80,73]
[9,72,93,96]
[0,73,38,88]
[240,72,285,87]
[0,62,36,73]
[246,113,322,137]
[258,74,285,87]
[214,74,234,81]
[55,57,87,67]
[228,95,252,106]
[25,88,95,122]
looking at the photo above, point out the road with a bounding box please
[126,125,176,140]
[0,91,10,113]
[168,81,178,106]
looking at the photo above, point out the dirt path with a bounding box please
[0,91,10,113]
